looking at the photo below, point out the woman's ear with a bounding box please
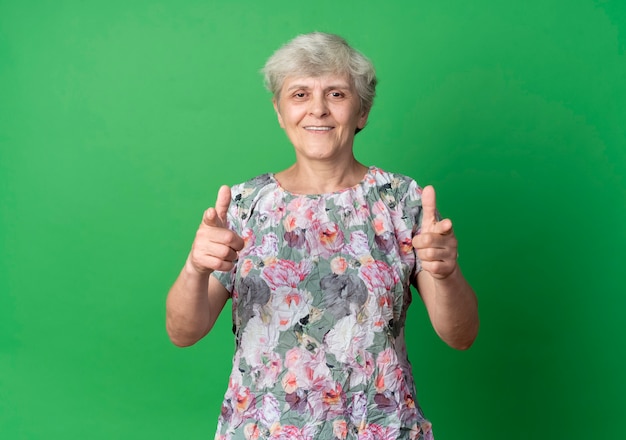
[357,107,371,129]
[272,98,285,128]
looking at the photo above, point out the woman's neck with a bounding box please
[274,158,369,195]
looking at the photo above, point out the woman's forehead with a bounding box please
[282,74,353,90]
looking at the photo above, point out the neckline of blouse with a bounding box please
[268,166,378,198]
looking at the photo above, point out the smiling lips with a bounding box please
[304,126,334,131]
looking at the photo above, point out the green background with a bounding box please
[1,0,625,438]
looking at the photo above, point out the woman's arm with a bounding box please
[166,267,230,347]
[165,186,244,347]
[416,265,479,350]
[412,185,479,350]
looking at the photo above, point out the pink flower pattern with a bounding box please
[214,168,434,439]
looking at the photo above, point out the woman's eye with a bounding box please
[294,92,306,98]
[329,92,344,98]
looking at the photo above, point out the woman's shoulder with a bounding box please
[230,173,279,202]
[230,173,274,193]
[227,173,278,221]
[367,166,421,192]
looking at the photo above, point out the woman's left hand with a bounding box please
[412,185,459,279]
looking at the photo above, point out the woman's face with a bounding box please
[273,74,370,163]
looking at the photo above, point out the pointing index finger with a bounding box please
[201,185,232,228]
[421,185,438,227]
[214,185,232,224]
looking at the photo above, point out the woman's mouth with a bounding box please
[304,126,333,132]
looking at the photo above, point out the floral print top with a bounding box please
[214,166,434,440]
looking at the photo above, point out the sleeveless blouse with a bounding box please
[214,166,434,440]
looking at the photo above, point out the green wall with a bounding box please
[1,1,625,438]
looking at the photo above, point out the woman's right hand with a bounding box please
[186,185,245,275]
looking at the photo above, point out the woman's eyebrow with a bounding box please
[325,84,350,91]
[285,84,310,92]
[285,83,351,92]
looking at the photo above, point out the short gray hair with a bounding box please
[262,32,377,113]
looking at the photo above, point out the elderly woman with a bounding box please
[166,32,478,440]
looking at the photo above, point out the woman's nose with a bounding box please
[308,94,329,118]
